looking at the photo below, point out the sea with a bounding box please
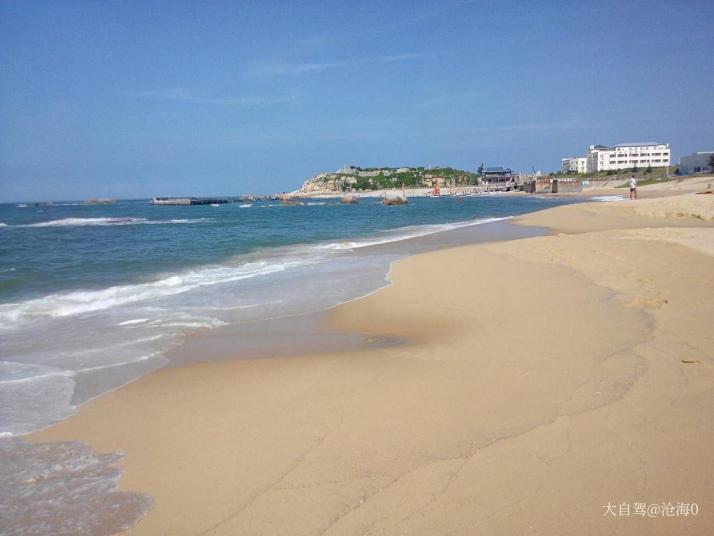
[0,194,579,534]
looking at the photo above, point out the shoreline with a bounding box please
[166,218,549,366]
[23,180,714,535]
[291,186,521,198]
[290,173,714,200]
[0,196,569,440]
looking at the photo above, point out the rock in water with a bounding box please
[382,193,407,205]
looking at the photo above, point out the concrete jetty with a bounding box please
[152,197,229,206]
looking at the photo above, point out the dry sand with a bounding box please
[31,189,714,535]
[570,173,714,201]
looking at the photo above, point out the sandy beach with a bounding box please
[30,180,714,535]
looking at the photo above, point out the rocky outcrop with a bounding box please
[292,165,480,195]
[382,193,407,205]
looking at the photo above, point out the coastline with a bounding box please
[165,218,548,366]
[291,172,714,200]
[291,186,520,198]
[28,181,714,535]
[2,195,570,439]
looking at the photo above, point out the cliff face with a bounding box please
[292,166,480,195]
[292,172,344,195]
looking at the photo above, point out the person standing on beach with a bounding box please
[629,175,637,200]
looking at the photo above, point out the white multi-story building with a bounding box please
[561,157,588,174]
[586,143,670,172]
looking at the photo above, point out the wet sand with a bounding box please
[30,182,714,535]
[167,219,548,365]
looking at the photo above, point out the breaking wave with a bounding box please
[590,195,627,202]
[0,258,313,328]
[14,217,211,228]
[317,217,510,250]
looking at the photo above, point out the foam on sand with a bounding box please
[316,217,510,250]
[590,195,626,202]
[0,436,151,535]
[0,362,76,435]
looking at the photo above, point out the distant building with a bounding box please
[481,167,515,184]
[337,165,358,174]
[561,157,588,174]
[679,151,714,175]
[585,143,670,172]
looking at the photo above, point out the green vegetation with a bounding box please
[553,166,675,181]
[615,176,678,188]
[313,166,481,192]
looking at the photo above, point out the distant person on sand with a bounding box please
[629,175,637,200]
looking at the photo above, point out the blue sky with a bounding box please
[1,0,712,201]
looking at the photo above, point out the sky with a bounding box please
[0,0,712,201]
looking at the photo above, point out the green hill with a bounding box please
[294,166,481,194]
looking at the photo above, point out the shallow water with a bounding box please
[0,437,151,536]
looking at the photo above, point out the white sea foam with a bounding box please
[15,217,210,228]
[316,217,510,250]
[159,218,210,224]
[158,320,228,329]
[0,258,315,328]
[0,362,76,435]
[117,318,150,326]
[0,361,73,385]
[239,203,253,208]
[0,437,152,535]
[590,195,627,202]
[23,217,144,227]
[72,352,164,374]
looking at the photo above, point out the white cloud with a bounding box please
[258,53,427,77]
[126,88,295,106]
[263,61,347,75]
[379,53,426,63]
[465,120,611,133]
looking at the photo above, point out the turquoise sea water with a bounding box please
[1,196,572,301]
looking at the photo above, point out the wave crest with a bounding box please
[0,259,310,327]
[14,217,210,228]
